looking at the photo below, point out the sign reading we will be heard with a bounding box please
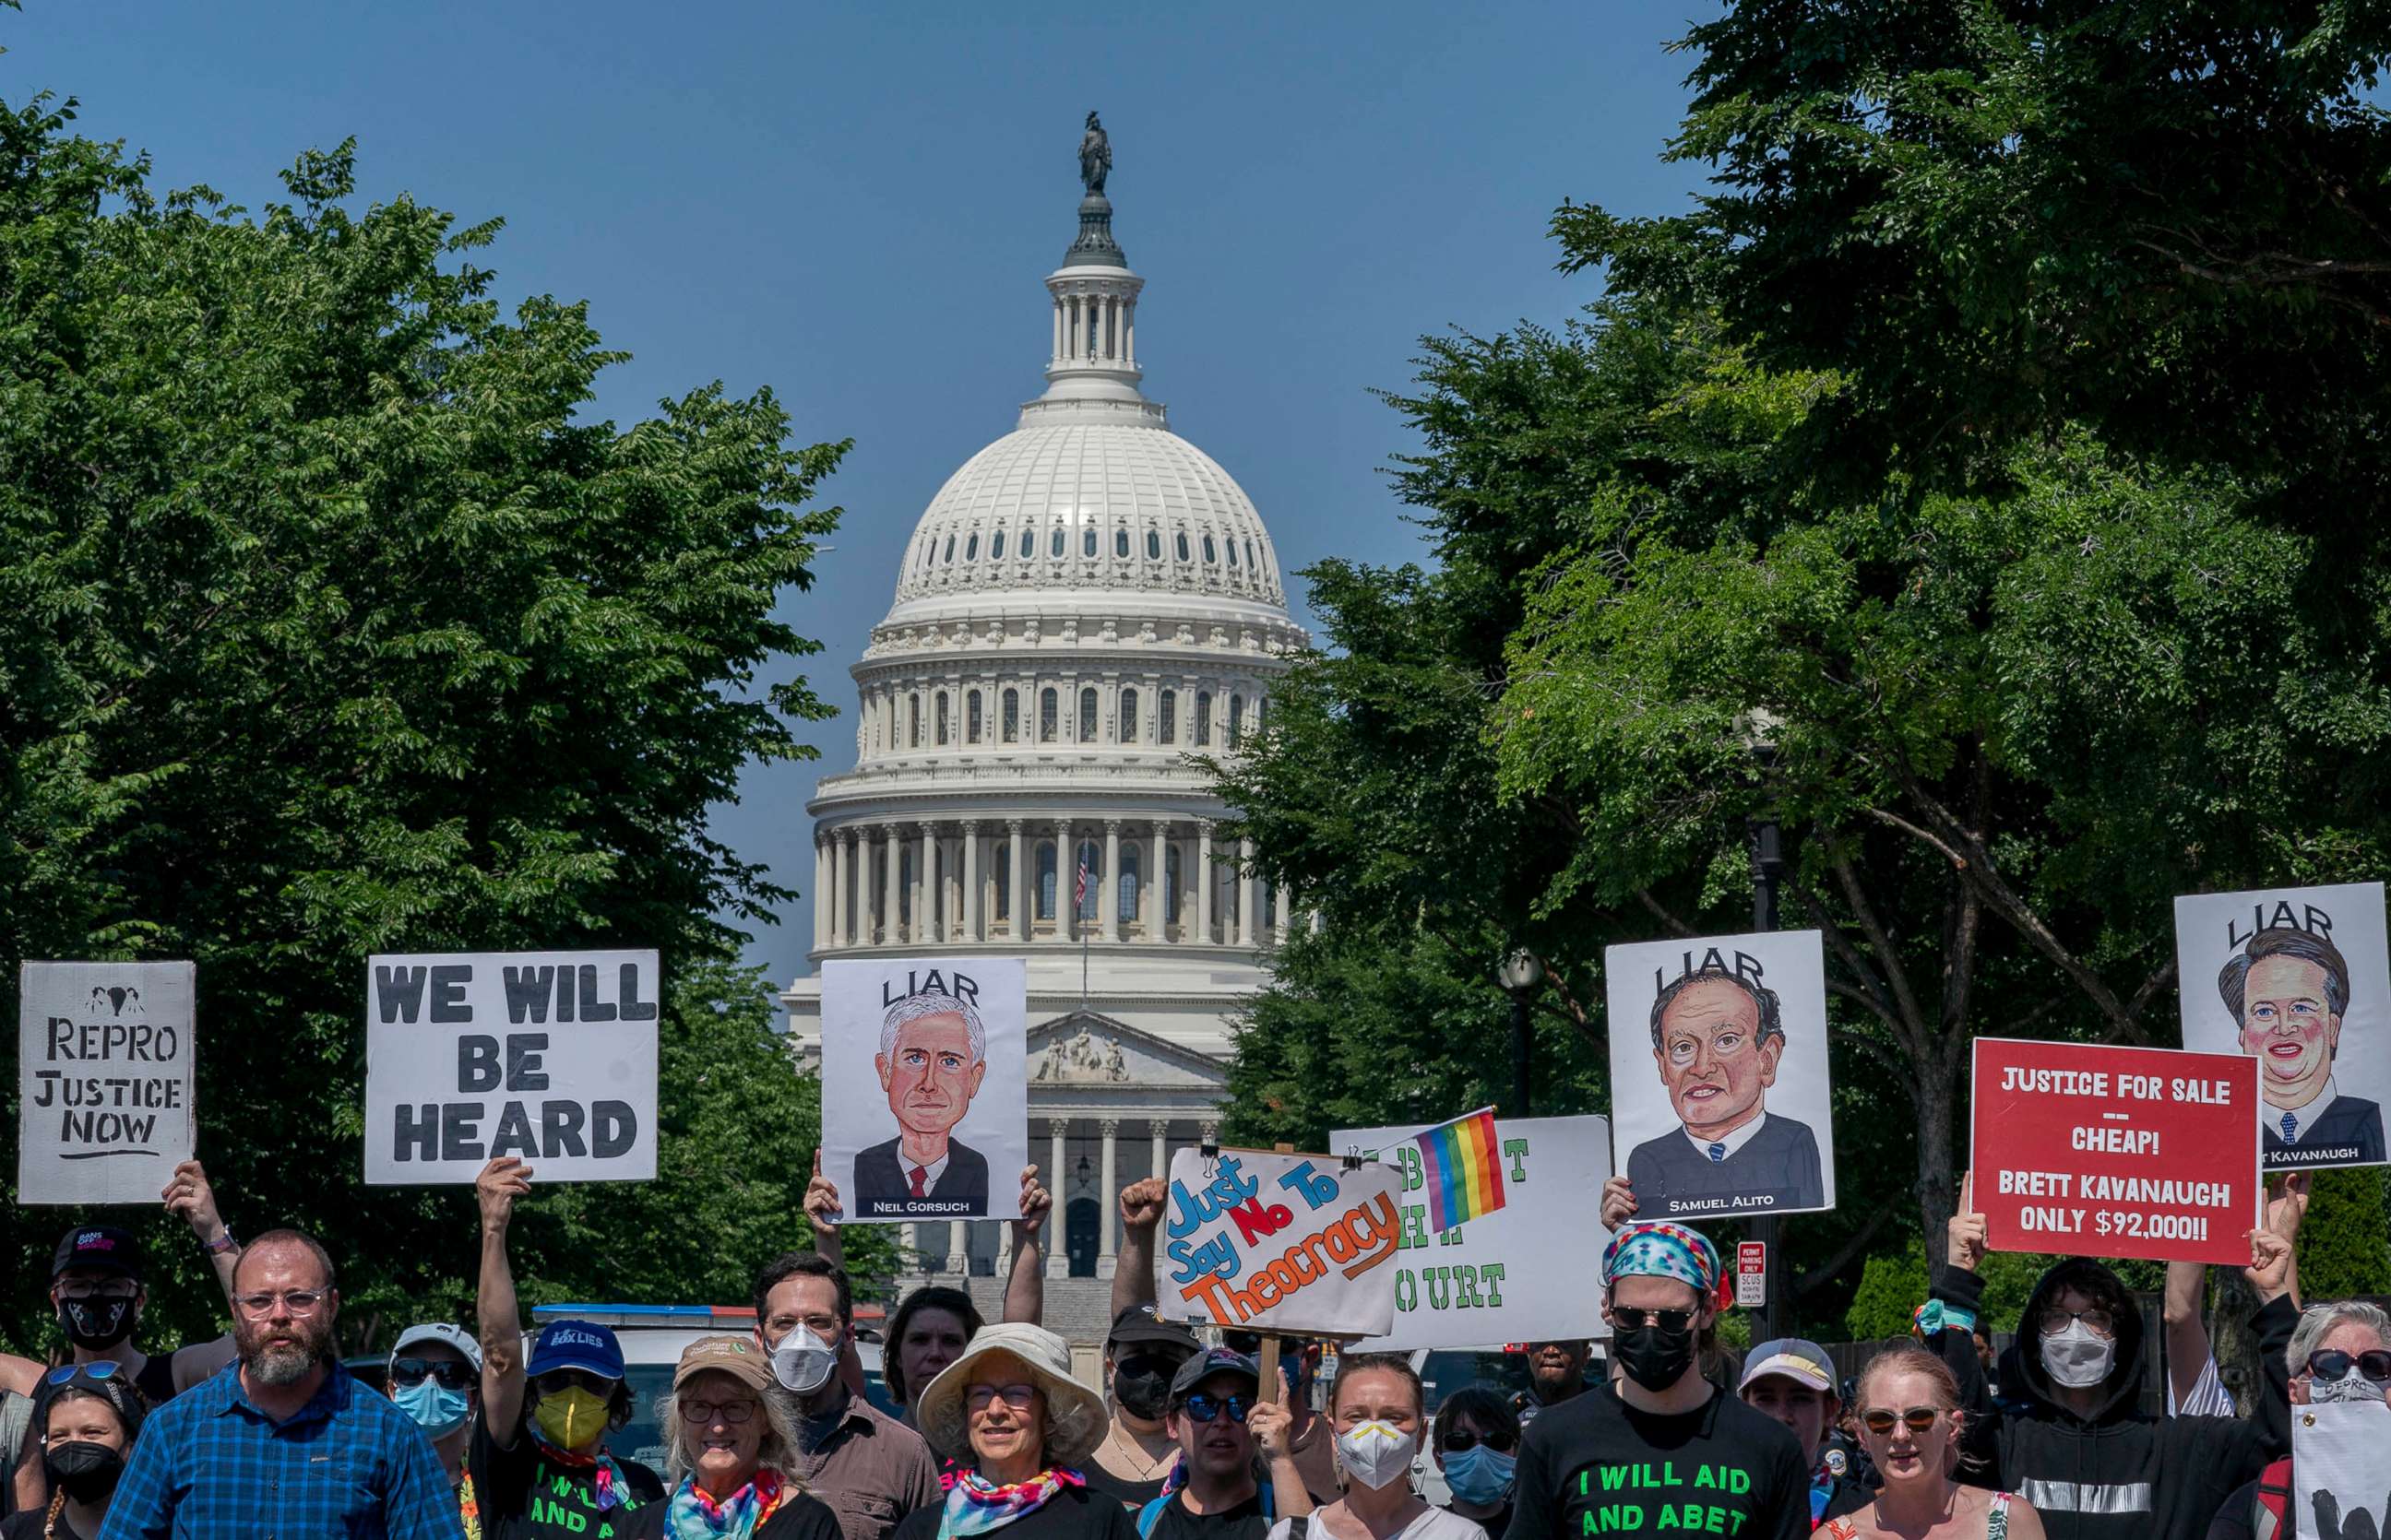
[363,950,660,1184]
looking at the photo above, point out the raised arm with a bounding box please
[2162,1262,2219,1415]
[476,1155,533,1447]
[2244,1219,2302,1462]
[806,1149,845,1268]
[1002,1167,1050,1324]
[161,1160,241,1389]
[1112,1177,1166,1320]
[1931,1175,1999,1427]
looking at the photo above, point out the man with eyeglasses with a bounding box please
[1505,1222,1807,1540]
[1933,1171,2302,1540]
[471,1155,665,1539]
[751,1250,939,1540]
[2207,1299,2391,1540]
[95,1227,456,1539]
[1217,1333,1335,1507]
[1134,1349,1303,1540]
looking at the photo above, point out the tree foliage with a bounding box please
[0,96,851,1351]
[1220,0,2391,1328]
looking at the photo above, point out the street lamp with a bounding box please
[1739,706,1789,1335]
[1499,949,1545,1118]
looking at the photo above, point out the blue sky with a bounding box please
[6,2,1715,989]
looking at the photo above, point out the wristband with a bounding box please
[205,1228,240,1256]
[1913,1300,1974,1336]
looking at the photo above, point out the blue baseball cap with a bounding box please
[527,1320,625,1380]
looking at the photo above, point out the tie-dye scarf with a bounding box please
[666,1469,788,1540]
[939,1467,1085,1539]
[528,1429,637,1513]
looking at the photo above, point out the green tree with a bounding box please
[1557,1,2391,506]
[0,97,849,1350]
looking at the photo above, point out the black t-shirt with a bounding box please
[1149,1492,1270,1540]
[2,1510,89,1540]
[2206,1480,2259,1540]
[621,1487,847,1540]
[1083,1463,1171,1514]
[469,1416,668,1540]
[894,1484,1140,1540]
[1448,1502,1514,1539]
[1505,1384,1808,1540]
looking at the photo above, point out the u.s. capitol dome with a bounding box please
[783,119,1307,1305]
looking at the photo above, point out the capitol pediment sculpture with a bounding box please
[1035,1025,1129,1083]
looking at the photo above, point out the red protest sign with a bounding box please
[1970,1037,2260,1265]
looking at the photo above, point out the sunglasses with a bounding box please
[533,1369,618,1398]
[43,1363,121,1386]
[1440,1428,1517,1454]
[1611,1307,1694,1333]
[1181,1393,1250,1425]
[2308,1349,2391,1383]
[390,1358,475,1392]
[1861,1407,1943,1436]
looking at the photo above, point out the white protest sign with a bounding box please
[363,950,659,1183]
[2174,882,2391,1170]
[1158,1146,1403,1337]
[18,963,196,1204]
[1330,1114,1612,1349]
[2293,1401,2391,1540]
[1604,929,1838,1219]
[819,957,1028,1223]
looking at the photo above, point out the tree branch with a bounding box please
[1795,1204,1896,1298]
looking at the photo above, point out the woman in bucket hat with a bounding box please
[893,1324,1134,1540]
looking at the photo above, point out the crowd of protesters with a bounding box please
[0,1155,2372,1540]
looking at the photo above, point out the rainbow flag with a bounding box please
[1413,1107,1507,1232]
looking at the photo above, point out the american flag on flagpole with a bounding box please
[1074,858,1089,913]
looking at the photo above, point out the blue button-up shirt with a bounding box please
[98,1358,461,1540]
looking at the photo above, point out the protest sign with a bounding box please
[1969,1037,2259,1265]
[2173,882,2391,1170]
[1330,1114,1612,1348]
[363,950,659,1184]
[2293,1401,2391,1540]
[18,962,196,1204]
[820,957,1027,1222]
[1603,928,1836,1218]
[1159,1146,1404,1337]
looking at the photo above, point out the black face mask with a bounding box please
[43,1441,125,1504]
[1112,1359,1174,1421]
[1612,1321,1696,1392]
[57,1297,135,1351]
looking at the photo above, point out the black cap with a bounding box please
[1168,1347,1261,1408]
[52,1226,144,1281]
[1108,1304,1201,1356]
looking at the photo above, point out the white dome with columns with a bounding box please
[782,120,1303,1343]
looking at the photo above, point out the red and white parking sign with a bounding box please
[1970,1037,2261,1265]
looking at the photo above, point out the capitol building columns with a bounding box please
[781,117,1306,1345]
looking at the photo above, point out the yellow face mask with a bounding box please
[534,1385,611,1451]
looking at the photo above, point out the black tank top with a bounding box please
[131,1349,179,1407]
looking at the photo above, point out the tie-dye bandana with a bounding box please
[939,1467,1086,1539]
[665,1470,787,1540]
[1600,1220,1721,1296]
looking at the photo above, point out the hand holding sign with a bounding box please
[477,1155,532,1232]
[1948,1172,1988,1272]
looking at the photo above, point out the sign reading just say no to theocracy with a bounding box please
[363,950,660,1184]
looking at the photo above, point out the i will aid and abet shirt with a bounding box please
[1503,1383,1808,1540]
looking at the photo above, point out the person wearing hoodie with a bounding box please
[1931,1172,2302,1540]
